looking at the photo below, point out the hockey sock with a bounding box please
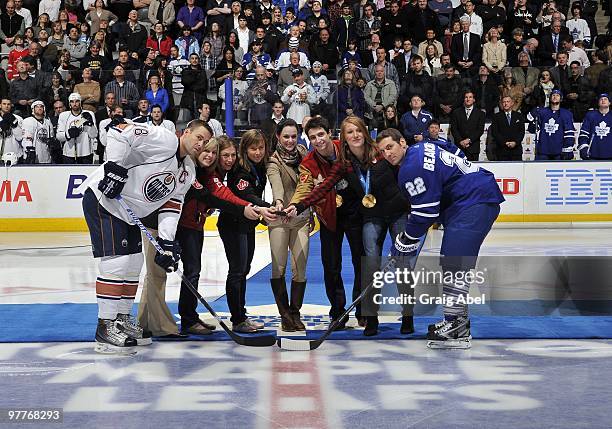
[97,255,130,320]
[442,272,470,321]
[119,253,144,315]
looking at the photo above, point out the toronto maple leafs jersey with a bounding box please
[578,110,612,160]
[397,142,504,239]
[527,107,575,156]
[77,122,196,240]
[400,110,433,143]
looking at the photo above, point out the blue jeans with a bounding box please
[362,214,426,317]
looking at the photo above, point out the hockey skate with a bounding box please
[427,319,450,334]
[426,317,472,349]
[115,313,153,345]
[95,319,137,355]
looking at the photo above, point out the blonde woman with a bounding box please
[482,27,506,82]
[267,119,311,332]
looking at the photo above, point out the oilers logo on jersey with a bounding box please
[143,172,177,202]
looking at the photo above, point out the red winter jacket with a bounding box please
[179,171,249,231]
[146,35,173,57]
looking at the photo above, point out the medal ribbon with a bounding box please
[249,161,262,187]
[353,162,370,195]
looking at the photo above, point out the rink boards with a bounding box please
[1,161,612,231]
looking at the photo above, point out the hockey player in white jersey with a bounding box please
[78,118,212,354]
[98,105,124,163]
[57,93,98,164]
[0,99,24,165]
[21,100,55,164]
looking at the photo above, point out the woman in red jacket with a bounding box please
[146,22,173,57]
[176,135,261,336]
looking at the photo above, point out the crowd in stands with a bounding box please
[0,0,610,164]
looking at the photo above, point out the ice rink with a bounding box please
[1,228,612,428]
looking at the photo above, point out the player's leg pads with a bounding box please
[96,255,130,320]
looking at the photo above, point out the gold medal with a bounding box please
[336,194,343,207]
[362,194,376,208]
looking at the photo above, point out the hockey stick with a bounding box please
[278,256,402,351]
[116,196,277,347]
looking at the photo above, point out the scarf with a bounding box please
[541,81,554,107]
[277,143,301,167]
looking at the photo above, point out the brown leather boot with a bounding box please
[271,278,296,332]
[290,280,307,331]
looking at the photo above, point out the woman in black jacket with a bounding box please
[217,130,276,333]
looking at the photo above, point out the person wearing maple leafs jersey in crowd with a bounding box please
[527,89,576,160]
[217,130,278,333]
[578,94,612,160]
[176,135,261,336]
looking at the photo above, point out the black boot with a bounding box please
[363,316,379,336]
[290,280,307,331]
[271,278,296,332]
[401,316,414,334]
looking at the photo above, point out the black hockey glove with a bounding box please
[154,238,181,273]
[391,231,420,258]
[24,146,36,164]
[105,114,127,131]
[97,161,128,199]
[82,112,95,127]
[67,126,82,139]
[0,112,16,132]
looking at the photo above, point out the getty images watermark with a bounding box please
[371,266,488,306]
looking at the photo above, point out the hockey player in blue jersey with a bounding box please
[578,93,611,160]
[424,120,465,158]
[379,132,504,349]
[527,89,576,160]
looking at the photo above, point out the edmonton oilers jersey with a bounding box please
[397,143,504,239]
[78,122,196,239]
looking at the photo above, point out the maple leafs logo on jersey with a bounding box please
[595,121,610,138]
[544,118,559,136]
[236,179,249,190]
[192,179,203,190]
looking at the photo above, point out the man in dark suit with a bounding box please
[450,91,486,161]
[488,96,526,161]
[536,20,570,67]
[359,33,381,68]
[95,92,116,125]
[450,16,482,79]
[392,38,418,82]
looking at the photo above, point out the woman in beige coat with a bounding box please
[482,27,506,84]
[148,0,176,27]
[267,119,311,332]
[85,0,118,35]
